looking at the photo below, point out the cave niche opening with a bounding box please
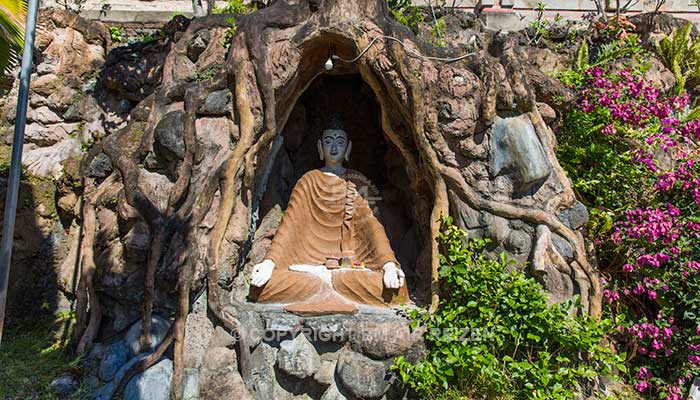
[257,74,429,304]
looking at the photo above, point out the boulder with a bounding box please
[184,301,214,369]
[203,346,237,372]
[154,110,185,160]
[28,106,62,124]
[187,29,211,62]
[183,368,200,399]
[349,320,425,360]
[320,383,348,400]
[336,350,390,399]
[124,358,173,400]
[125,315,171,356]
[277,333,321,379]
[50,374,77,396]
[25,122,79,146]
[489,114,551,194]
[556,201,589,231]
[198,89,232,116]
[22,138,82,179]
[99,340,129,382]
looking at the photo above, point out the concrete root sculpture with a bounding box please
[72,1,601,397]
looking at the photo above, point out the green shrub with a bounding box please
[388,0,424,35]
[109,26,123,43]
[655,22,700,94]
[393,217,623,400]
[214,0,256,15]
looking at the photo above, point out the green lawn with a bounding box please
[0,317,87,399]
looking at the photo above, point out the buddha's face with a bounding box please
[318,129,352,166]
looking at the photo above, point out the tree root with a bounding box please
[74,174,118,354]
[440,166,602,316]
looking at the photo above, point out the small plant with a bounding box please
[655,22,700,94]
[388,0,424,35]
[214,0,257,14]
[223,17,237,49]
[393,217,623,399]
[429,16,447,48]
[109,26,123,43]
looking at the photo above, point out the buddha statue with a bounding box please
[248,124,409,315]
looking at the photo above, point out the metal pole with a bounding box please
[0,0,40,345]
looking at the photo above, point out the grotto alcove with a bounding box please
[251,73,430,305]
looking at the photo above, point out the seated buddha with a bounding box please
[248,125,409,315]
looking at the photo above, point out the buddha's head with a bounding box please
[318,119,352,169]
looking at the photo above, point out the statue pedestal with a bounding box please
[225,302,426,399]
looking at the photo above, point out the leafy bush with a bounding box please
[214,0,256,15]
[556,56,700,397]
[388,0,424,35]
[655,22,700,94]
[393,217,622,400]
[109,26,123,43]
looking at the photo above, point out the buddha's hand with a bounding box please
[382,262,405,289]
[251,259,275,287]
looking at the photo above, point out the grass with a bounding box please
[0,316,90,399]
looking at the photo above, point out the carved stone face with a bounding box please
[318,129,352,165]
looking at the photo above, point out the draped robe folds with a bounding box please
[249,169,409,312]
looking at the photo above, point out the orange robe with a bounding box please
[249,169,409,310]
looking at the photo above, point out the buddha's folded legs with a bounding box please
[248,269,326,303]
[331,269,410,307]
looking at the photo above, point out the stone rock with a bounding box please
[490,114,551,194]
[203,346,237,372]
[250,342,279,399]
[172,54,196,82]
[198,89,232,115]
[485,214,510,244]
[22,138,81,179]
[277,333,321,379]
[32,73,60,96]
[28,106,62,124]
[320,383,348,400]
[138,170,174,213]
[187,29,211,62]
[50,374,77,395]
[93,353,149,400]
[537,102,556,123]
[48,85,79,112]
[336,350,390,399]
[103,41,168,102]
[25,122,79,146]
[208,326,236,349]
[63,96,102,122]
[504,230,532,255]
[184,302,214,369]
[183,368,200,399]
[41,26,105,77]
[349,320,425,359]
[57,193,77,215]
[154,110,185,160]
[124,358,173,400]
[125,315,171,356]
[313,359,336,385]
[83,151,113,178]
[99,340,129,382]
[552,233,574,260]
[200,365,252,400]
[556,201,589,231]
